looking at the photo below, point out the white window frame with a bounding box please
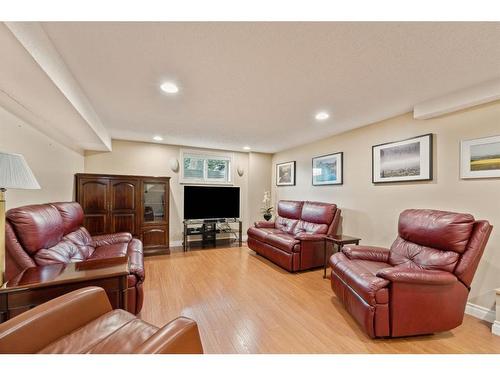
[180,148,234,185]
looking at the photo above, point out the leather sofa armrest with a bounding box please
[133,317,203,354]
[376,268,458,285]
[254,221,275,228]
[127,238,145,282]
[294,233,325,241]
[342,245,390,263]
[92,232,133,247]
[0,287,112,354]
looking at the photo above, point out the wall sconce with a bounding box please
[169,158,179,173]
[237,166,244,177]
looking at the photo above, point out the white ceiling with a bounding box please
[0,23,110,152]
[3,22,500,153]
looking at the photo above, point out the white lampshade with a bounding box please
[0,152,41,190]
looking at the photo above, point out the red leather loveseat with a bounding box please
[247,200,340,272]
[330,209,492,338]
[5,202,144,314]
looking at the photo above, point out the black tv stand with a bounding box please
[182,218,242,251]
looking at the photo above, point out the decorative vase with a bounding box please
[263,213,272,221]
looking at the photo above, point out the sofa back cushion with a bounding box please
[398,209,474,253]
[295,201,337,234]
[277,200,303,220]
[275,216,299,234]
[300,201,337,224]
[7,204,64,255]
[275,200,338,235]
[390,209,476,272]
[389,236,460,272]
[34,240,88,265]
[51,202,84,235]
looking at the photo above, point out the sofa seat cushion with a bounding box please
[264,233,300,253]
[330,252,390,305]
[247,227,281,242]
[38,309,158,354]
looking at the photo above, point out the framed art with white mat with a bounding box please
[461,135,500,179]
[372,133,433,183]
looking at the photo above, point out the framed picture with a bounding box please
[276,161,296,186]
[312,152,343,185]
[461,135,500,179]
[372,133,433,183]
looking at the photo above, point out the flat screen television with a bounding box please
[184,186,240,220]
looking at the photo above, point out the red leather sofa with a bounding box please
[330,209,492,338]
[247,200,340,272]
[5,202,144,314]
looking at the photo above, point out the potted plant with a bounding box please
[261,191,274,221]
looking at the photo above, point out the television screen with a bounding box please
[184,186,240,220]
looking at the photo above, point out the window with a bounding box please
[180,149,233,184]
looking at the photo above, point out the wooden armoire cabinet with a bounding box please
[75,173,170,256]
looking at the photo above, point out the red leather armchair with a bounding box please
[247,200,341,272]
[330,209,492,338]
[0,287,203,354]
[5,202,145,314]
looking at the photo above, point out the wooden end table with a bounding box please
[323,235,361,278]
[0,256,130,323]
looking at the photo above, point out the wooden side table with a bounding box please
[323,235,361,278]
[0,257,130,323]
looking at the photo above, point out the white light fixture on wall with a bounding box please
[237,166,245,177]
[169,158,179,173]
[0,152,41,285]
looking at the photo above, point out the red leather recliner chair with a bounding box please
[247,200,341,272]
[5,202,144,314]
[330,209,492,338]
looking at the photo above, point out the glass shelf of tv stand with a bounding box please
[182,219,242,251]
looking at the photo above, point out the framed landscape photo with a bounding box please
[461,135,500,179]
[372,133,433,183]
[312,152,343,185]
[276,161,296,186]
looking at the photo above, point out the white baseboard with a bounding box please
[465,302,495,323]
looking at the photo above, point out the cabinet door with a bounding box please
[142,181,168,225]
[110,179,139,235]
[78,178,110,235]
[141,226,168,249]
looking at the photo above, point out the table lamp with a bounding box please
[0,152,40,285]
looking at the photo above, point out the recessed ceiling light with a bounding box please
[153,135,163,141]
[243,146,251,151]
[315,111,330,121]
[160,81,179,94]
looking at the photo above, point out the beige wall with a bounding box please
[248,152,273,225]
[272,101,500,311]
[85,140,272,244]
[0,106,84,209]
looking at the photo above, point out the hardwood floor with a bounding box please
[140,246,500,353]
